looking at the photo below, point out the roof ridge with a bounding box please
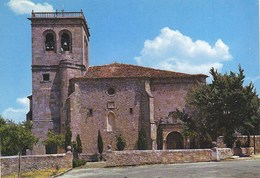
[83,62,207,79]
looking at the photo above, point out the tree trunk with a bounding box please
[18,151,21,178]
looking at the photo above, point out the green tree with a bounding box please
[137,127,148,150]
[75,134,83,154]
[22,120,33,130]
[0,119,38,178]
[0,120,38,156]
[156,122,163,150]
[42,131,64,150]
[186,66,259,148]
[64,125,72,151]
[0,115,6,125]
[116,134,126,151]
[97,130,103,155]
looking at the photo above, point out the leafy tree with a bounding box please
[42,131,64,148]
[97,130,103,155]
[116,134,126,151]
[22,120,33,130]
[0,119,38,178]
[64,125,72,151]
[137,127,148,150]
[0,115,6,125]
[0,120,38,156]
[186,66,259,148]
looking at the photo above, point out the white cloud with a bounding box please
[2,97,29,123]
[8,0,54,15]
[135,27,232,75]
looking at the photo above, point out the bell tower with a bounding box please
[28,10,90,154]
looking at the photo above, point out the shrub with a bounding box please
[73,159,86,168]
[199,133,212,148]
[116,134,126,151]
[137,127,148,150]
[76,134,82,153]
[235,140,241,148]
[242,140,250,147]
[64,125,72,151]
[74,134,83,154]
[97,130,103,155]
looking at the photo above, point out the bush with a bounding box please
[199,133,212,148]
[64,125,72,151]
[242,140,250,147]
[97,130,103,155]
[116,134,126,151]
[73,159,86,168]
[137,128,148,150]
[76,134,83,153]
[235,140,241,148]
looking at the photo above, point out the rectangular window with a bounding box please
[88,109,93,117]
[43,73,50,81]
[107,102,115,109]
[130,108,133,114]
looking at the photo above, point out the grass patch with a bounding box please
[2,168,67,178]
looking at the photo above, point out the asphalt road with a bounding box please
[59,159,260,178]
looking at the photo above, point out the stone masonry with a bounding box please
[0,152,72,176]
[28,11,207,155]
[106,148,233,167]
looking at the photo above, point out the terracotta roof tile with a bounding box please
[78,63,207,79]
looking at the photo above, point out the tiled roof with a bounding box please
[79,63,207,79]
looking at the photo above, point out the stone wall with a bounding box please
[106,149,214,167]
[211,148,233,161]
[69,78,146,154]
[0,152,72,176]
[151,78,199,124]
[30,14,89,155]
[217,135,260,154]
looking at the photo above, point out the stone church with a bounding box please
[27,11,206,155]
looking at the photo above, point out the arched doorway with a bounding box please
[166,131,184,149]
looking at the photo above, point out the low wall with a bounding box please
[106,149,230,167]
[217,135,260,154]
[0,152,72,176]
[211,148,233,161]
[78,153,99,162]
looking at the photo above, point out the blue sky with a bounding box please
[0,0,259,122]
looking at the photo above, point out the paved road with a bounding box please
[59,159,260,178]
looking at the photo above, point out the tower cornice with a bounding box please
[28,11,90,40]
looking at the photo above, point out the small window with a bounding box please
[45,33,55,51]
[107,88,115,96]
[43,74,50,81]
[107,102,115,109]
[88,109,93,117]
[130,108,133,114]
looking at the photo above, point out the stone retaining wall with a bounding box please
[106,149,232,167]
[211,148,233,161]
[217,135,260,153]
[0,152,72,176]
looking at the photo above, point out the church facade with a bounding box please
[27,11,206,155]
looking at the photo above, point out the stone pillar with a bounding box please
[163,140,167,150]
[65,146,73,168]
